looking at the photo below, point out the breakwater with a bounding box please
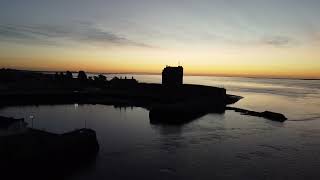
[227,107,287,122]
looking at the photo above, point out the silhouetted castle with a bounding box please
[162,66,183,87]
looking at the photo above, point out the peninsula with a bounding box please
[0,67,286,123]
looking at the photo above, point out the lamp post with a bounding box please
[29,115,35,128]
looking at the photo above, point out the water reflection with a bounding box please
[0,104,320,179]
[0,76,320,179]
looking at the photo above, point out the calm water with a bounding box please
[1,75,320,179]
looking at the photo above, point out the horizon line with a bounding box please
[3,67,320,81]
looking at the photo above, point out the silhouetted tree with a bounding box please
[65,71,73,80]
[78,71,87,81]
[54,72,60,80]
[98,74,107,81]
[93,74,106,81]
[59,72,65,80]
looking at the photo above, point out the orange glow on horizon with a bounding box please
[1,57,319,79]
[1,42,319,79]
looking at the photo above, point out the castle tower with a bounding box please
[162,66,183,87]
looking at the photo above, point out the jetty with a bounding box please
[227,107,287,122]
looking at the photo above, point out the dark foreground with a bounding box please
[0,120,99,180]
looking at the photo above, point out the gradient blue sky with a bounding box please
[1,0,320,78]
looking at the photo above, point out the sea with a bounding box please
[0,75,320,180]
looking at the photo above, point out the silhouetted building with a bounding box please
[162,66,183,87]
[110,76,138,88]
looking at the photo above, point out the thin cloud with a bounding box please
[302,24,320,45]
[260,35,297,47]
[0,22,153,48]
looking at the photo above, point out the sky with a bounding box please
[0,0,320,78]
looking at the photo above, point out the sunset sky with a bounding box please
[0,0,320,78]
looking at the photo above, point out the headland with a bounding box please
[0,67,286,123]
